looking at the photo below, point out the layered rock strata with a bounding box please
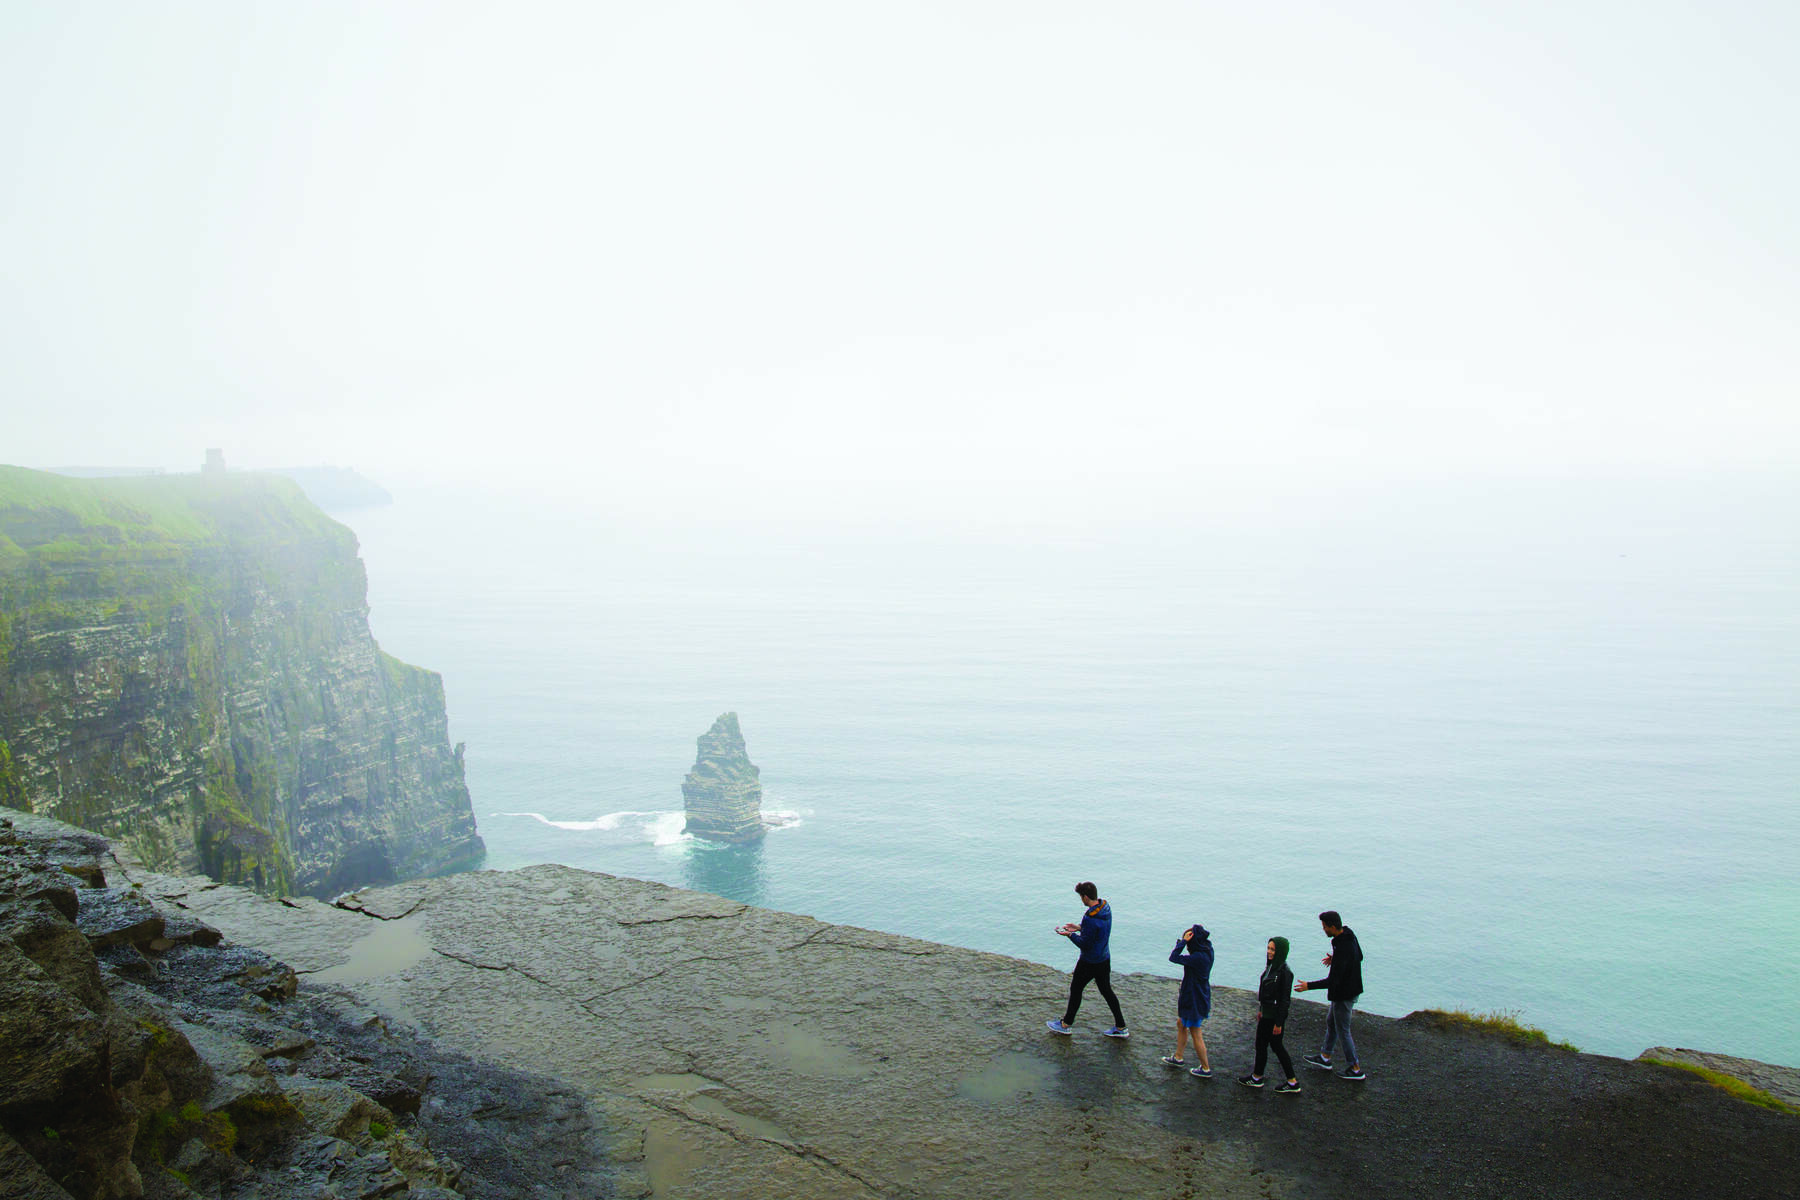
[680,712,765,843]
[0,810,610,1200]
[0,467,484,897]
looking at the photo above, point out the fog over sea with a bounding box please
[342,475,1799,1067]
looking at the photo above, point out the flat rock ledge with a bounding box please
[5,808,1795,1200]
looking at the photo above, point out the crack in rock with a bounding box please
[635,1095,886,1197]
[778,927,831,953]
[577,950,759,1008]
[431,947,560,992]
[615,907,747,927]
[336,897,427,921]
[794,928,941,958]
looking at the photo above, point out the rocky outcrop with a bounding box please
[680,713,765,843]
[0,810,610,1199]
[1638,1046,1800,1109]
[0,466,483,897]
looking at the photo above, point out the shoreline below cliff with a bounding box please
[8,807,1791,1200]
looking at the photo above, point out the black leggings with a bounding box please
[1255,1016,1295,1080]
[1064,958,1125,1027]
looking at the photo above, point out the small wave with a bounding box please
[646,812,693,847]
[492,808,802,843]
[493,809,678,836]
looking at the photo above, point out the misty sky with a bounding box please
[3,2,1795,519]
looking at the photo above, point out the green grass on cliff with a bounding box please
[0,466,361,635]
[0,465,351,556]
[1642,1059,1800,1116]
[1419,1008,1581,1052]
[0,466,361,893]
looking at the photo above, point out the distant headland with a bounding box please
[50,450,393,513]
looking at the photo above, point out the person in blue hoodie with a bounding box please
[1045,881,1127,1037]
[1162,924,1214,1077]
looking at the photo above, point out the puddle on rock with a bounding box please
[766,1024,871,1079]
[311,918,432,983]
[642,1118,700,1197]
[633,1074,794,1161]
[687,1094,792,1144]
[633,1073,721,1096]
[955,1051,1058,1104]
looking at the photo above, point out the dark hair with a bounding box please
[1075,881,1098,902]
[1319,910,1342,927]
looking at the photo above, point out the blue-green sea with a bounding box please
[342,476,1799,1067]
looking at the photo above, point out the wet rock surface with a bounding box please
[7,807,1795,1199]
[0,811,612,1199]
[140,840,1798,1200]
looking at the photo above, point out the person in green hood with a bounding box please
[1239,937,1301,1093]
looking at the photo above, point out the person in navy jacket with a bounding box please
[1045,882,1128,1037]
[1162,923,1215,1076]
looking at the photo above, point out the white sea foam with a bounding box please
[647,812,693,846]
[492,809,667,832]
[493,808,803,841]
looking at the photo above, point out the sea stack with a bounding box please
[681,712,767,843]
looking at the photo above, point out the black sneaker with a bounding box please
[1237,1074,1264,1088]
[1340,1066,1367,1081]
[1274,1080,1302,1094]
[1302,1053,1333,1071]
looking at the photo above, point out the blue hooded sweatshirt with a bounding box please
[1168,925,1214,1024]
[1066,900,1113,964]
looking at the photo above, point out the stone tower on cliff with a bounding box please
[681,713,766,843]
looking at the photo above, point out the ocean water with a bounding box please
[341,477,1799,1067]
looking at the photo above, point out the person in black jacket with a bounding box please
[1239,937,1300,1093]
[1296,910,1366,1080]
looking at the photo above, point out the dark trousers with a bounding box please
[1255,1016,1295,1080]
[1063,958,1124,1027]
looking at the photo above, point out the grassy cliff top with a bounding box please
[0,466,354,562]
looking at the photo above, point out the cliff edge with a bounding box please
[0,466,483,897]
[65,817,1791,1200]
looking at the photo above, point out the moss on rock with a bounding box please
[0,466,482,897]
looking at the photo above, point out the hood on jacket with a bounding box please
[1264,936,1290,978]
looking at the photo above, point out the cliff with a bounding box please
[52,819,1786,1200]
[680,712,765,843]
[0,466,483,897]
[4,808,1796,1199]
